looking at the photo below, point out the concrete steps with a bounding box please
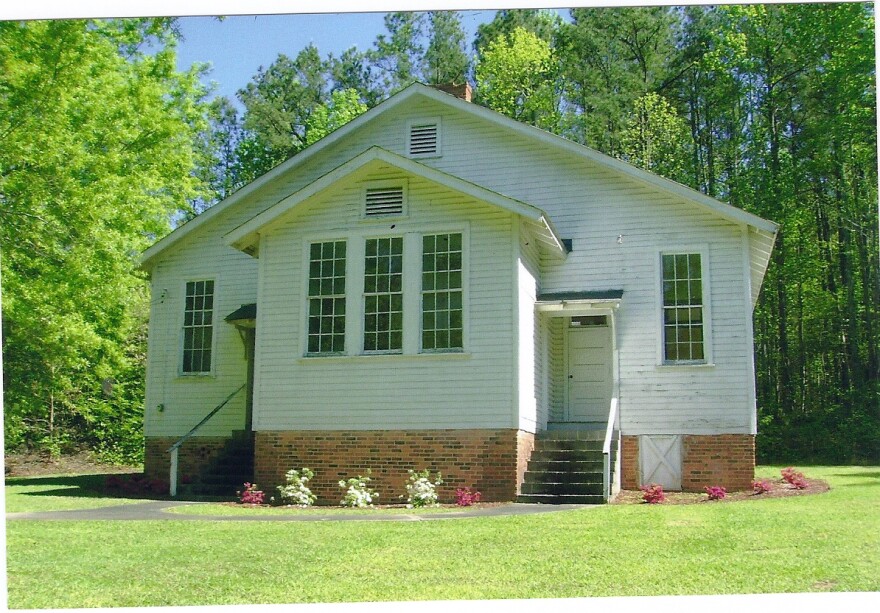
[517,431,613,505]
[184,431,255,497]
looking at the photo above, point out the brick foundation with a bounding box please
[681,434,755,492]
[254,429,532,503]
[621,435,640,490]
[144,437,229,482]
[620,434,755,492]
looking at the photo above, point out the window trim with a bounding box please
[406,117,442,159]
[362,235,404,355]
[304,239,348,357]
[179,277,217,377]
[301,225,468,359]
[361,180,408,220]
[420,231,465,353]
[657,246,713,366]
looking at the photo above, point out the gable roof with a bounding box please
[223,146,567,259]
[141,82,777,270]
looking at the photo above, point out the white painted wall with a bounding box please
[253,167,518,430]
[145,91,762,438]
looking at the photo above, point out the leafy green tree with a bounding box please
[329,46,382,106]
[473,9,561,58]
[620,92,690,183]
[474,27,560,131]
[305,88,368,146]
[0,18,209,460]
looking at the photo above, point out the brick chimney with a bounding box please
[433,82,472,103]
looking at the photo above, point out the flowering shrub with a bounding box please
[404,469,443,508]
[237,482,265,505]
[339,471,378,507]
[705,485,727,500]
[752,479,773,494]
[640,483,665,504]
[276,468,317,506]
[455,487,482,507]
[781,467,808,489]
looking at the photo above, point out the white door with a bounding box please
[639,435,682,490]
[567,324,612,422]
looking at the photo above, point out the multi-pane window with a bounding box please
[422,233,463,351]
[363,237,403,352]
[307,241,346,354]
[662,253,705,362]
[182,280,214,373]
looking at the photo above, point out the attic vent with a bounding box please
[407,117,441,157]
[365,187,405,216]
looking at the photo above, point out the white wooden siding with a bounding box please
[517,221,544,432]
[253,168,518,431]
[145,92,761,437]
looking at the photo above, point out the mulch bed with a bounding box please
[611,476,830,505]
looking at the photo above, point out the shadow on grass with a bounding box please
[5,473,145,499]
[829,470,880,484]
[5,473,232,503]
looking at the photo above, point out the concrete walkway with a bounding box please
[7,500,595,522]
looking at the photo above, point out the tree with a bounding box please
[329,46,382,106]
[424,11,470,85]
[237,45,329,170]
[0,18,210,460]
[369,12,426,94]
[474,27,560,131]
[557,6,676,153]
[305,88,369,146]
[473,9,561,58]
[620,92,690,183]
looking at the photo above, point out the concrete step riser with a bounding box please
[533,441,605,452]
[526,460,608,472]
[517,494,605,505]
[523,471,609,485]
[520,482,604,496]
[529,451,605,463]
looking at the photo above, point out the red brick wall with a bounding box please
[144,437,228,481]
[681,434,755,492]
[621,435,640,489]
[254,429,531,503]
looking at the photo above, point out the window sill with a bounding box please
[657,362,716,369]
[175,372,217,380]
[299,352,471,364]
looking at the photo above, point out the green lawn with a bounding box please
[5,466,879,608]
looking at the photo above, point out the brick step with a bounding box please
[517,493,605,505]
[212,456,254,471]
[185,483,242,497]
[538,430,605,442]
[520,481,604,496]
[523,470,609,485]
[532,439,605,452]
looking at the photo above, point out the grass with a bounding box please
[5,466,879,608]
[4,473,153,514]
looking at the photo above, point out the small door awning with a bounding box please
[225,303,257,328]
[535,290,622,315]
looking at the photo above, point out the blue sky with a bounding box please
[173,10,502,103]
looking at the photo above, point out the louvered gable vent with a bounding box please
[409,123,438,156]
[365,187,405,216]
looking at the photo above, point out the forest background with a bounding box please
[1,4,877,466]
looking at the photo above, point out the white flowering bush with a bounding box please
[276,467,316,506]
[404,469,443,508]
[339,470,379,507]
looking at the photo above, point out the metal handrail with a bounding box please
[166,383,246,496]
[602,397,619,501]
